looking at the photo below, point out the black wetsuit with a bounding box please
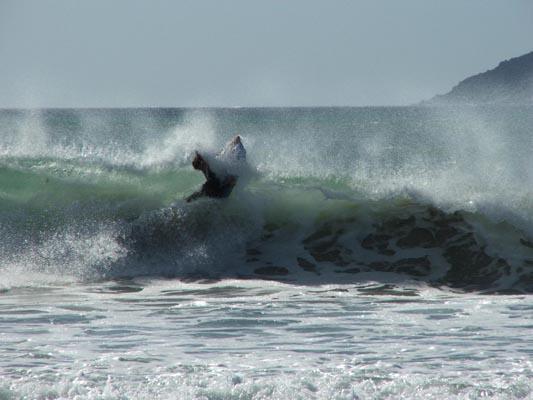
[186,153,237,202]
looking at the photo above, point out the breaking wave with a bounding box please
[0,107,532,293]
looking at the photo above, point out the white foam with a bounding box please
[141,111,218,168]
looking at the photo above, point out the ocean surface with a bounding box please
[0,107,532,399]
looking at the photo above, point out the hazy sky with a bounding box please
[1,0,533,107]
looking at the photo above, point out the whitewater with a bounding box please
[0,107,532,399]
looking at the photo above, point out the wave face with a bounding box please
[1,107,532,292]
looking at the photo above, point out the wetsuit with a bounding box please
[186,136,245,202]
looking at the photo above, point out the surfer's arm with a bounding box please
[192,152,217,181]
[185,190,204,203]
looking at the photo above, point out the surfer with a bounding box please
[186,135,246,202]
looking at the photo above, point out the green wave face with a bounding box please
[0,158,198,216]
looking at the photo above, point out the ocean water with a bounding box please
[0,107,532,399]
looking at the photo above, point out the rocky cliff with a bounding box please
[423,51,533,105]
